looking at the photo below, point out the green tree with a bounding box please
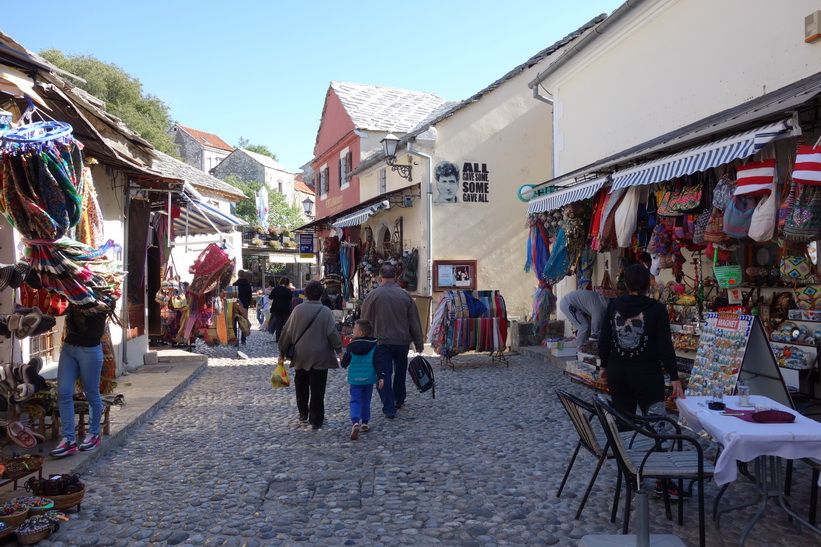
[237,137,278,161]
[223,176,303,230]
[40,49,179,156]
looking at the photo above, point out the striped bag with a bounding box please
[793,145,821,186]
[735,159,775,196]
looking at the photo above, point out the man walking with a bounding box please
[361,265,425,419]
[232,270,253,345]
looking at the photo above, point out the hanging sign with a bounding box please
[299,233,314,258]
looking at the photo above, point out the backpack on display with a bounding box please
[408,355,435,398]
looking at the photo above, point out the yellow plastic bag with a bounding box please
[270,359,291,388]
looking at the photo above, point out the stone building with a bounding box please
[168,123,234,173]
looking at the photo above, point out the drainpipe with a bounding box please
[121,188,130,372]
[405,141,433,298]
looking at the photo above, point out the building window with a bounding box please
[320,165,329,198]
[378,168,387,194]
[278,181,283,193]
[339,148,352,190]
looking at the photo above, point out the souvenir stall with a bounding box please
[428,290,509,369]
[529,118,821,403]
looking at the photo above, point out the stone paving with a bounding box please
[33,322,821,547]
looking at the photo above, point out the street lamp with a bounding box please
[381,133,412,181]
[302,197,314,217]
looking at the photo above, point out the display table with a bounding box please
[677,395,821,545]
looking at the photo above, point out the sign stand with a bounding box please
[687,313,791,407]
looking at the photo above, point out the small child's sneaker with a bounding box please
[50,438,77,457]
[360,424,370,432]
[350,423,361,440]
[79,434,101,452]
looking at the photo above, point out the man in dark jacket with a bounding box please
[599,264,684,417]
[232,270,253,345]
[361,265,425,419]
[269,277,294,343]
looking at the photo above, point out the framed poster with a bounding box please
[433,260,477,292]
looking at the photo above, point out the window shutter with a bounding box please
[338,158,343,187]
[346,151,352,173]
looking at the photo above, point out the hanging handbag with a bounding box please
[714,261,743,288]
[780,245,814,283]
[160,256,181,291]
[615,185,645,248]
[734,159,776,196]
[794,284,821,310]
[792,143,821,186]
[692,208,712,244]
[722,194,756,239]
[784,184,821,243]
[748,179,778,242]
[669,174,703,212]
[594,268,622,298]
[712,174,737,211]
[657,180,684,216]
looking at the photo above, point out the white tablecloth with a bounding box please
[676,395,821,485]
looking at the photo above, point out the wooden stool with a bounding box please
[74,401,112,437]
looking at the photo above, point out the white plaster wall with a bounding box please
[428,70,552,321]
[548,0,821,175]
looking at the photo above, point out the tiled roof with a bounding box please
[294,177,314,194]
[176,125,234,151]
[152,151,246,201]
[239,149,292,173]
[330,82,444,132]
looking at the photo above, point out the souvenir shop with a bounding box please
[527,101,821,402]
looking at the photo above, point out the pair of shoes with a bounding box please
[360,423,371,432]
[383,412,395,420]
[6,420,41,448]
[50,438,78,458]
[350,422,361,440]
[79,434,101,452]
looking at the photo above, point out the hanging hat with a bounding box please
[14,261,42,289]
[0,264,23,291]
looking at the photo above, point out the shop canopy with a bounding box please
[332,200,390,228]
[610,118,796,191]
[526,175,608,214]
[174,196,247,237]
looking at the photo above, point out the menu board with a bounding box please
[687,313,754,396]
[687,313,791,407]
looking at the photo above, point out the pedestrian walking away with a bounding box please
[50,303,117,458]
[269,276,294,344]
[360,264,425,419]
[340,319,390,439]
[278,280,342,430]
[232,270,253,345]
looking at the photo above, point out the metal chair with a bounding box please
[593,395,714,547]
[555,389,656,520]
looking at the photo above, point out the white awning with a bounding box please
[611,119,797,191]
[174,199,248,237]
[332,200,389,228]
[526,176,608,214]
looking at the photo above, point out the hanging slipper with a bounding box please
[9,307,42,338]
[0,264,23,291]
[14,261,42,289]
[0,363,17,395]
[13,357,44,403]
[6,420,37,449]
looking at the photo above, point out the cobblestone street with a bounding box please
[35,324,821,547]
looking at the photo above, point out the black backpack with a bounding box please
[408,355,435,399]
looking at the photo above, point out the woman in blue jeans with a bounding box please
[50,304,113,458]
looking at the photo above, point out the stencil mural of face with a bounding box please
[433,161,459,204]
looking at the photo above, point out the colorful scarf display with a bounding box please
[427,290,508,356]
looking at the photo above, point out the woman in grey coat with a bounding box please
[278,280,342,429]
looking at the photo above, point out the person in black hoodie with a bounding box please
[340,319,389,440]
[599,264,684,418]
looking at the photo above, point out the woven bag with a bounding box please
[734,159,776,196]
[722,194,756,239]
[784,184,821,243]
[793,145,821,185]
[704,207,729,243]
[712,174,737,211]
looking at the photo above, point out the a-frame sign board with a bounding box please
[686,313,791,408]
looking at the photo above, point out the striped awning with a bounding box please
[526,176,608,214]
[332,200,389,228]
[611,119,796,191]
[174,199,248,237]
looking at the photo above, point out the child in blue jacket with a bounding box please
[341,319,389,440]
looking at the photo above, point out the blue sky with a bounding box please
[2,0,623,173]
